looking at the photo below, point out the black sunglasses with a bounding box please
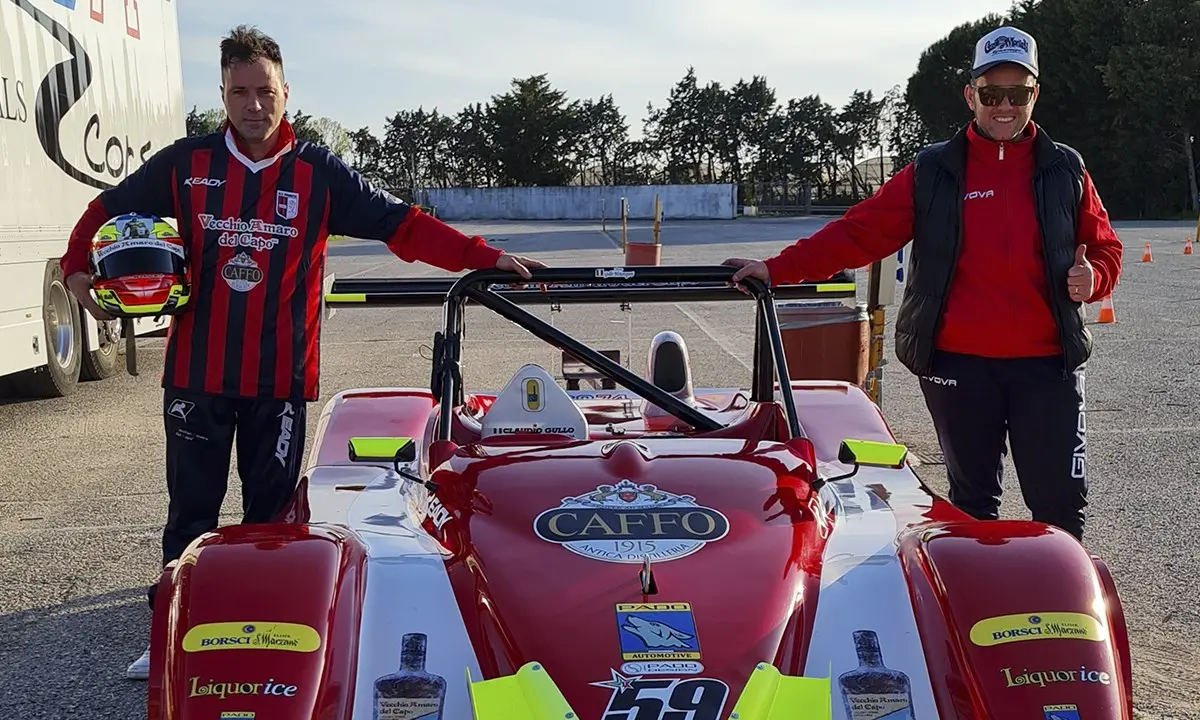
[975,84,1036,107]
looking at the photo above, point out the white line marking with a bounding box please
[341,260,392,279]
[1088,425,1200,435]
[339,260,452,280]
[673,303,752,371]
[3,523,163,533]
[599,229,622,249]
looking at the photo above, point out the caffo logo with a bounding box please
[182,621,321,653]
[969,612,1105,647]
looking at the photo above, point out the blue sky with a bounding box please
[178,0,1018,138]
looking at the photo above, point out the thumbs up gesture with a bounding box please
[1067,245,1094,303]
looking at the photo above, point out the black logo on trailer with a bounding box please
[7,0,164,189]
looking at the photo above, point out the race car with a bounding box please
[144,265,1133,720]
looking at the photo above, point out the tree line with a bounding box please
[186,0,1197,220]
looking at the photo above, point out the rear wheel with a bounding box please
[19,262,83,397]
[81,318,124,380]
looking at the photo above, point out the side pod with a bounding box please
[897,520,1133,719]
[147,523,368,720]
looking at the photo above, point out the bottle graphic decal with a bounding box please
[837,630,915,720]
[373,633,446,720]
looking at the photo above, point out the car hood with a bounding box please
[438,437,823,715]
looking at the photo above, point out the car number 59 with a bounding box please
[602,677,728,720]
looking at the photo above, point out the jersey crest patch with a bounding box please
[276,190,300,220]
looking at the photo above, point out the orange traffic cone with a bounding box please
[1185,237,1193,255]
[1097,295,1116,323]
[1142,243,1153,262]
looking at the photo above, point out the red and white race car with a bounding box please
[145,266,1133,720]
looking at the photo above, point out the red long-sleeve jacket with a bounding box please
[62,120,503,401]
[764,122,1123,359]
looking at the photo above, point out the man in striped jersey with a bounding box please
[60,24,544,679]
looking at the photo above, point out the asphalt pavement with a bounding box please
[0,216,1196,719]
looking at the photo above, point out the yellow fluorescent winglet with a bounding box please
[840,438,909,468]
[324,292,366,303]
[347,436,414,463]
[728,663,832,719]
[468,662,578,720]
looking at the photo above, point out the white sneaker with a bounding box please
[126,646,150,680]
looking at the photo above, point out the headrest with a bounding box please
[479,364,589,441]
[647,330,695,399]
[643,330,697,431]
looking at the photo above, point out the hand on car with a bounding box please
[722,257,771,286]
[495,253,547,280]
[66,272,116,321]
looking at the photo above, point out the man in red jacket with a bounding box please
[62,25,544,680]
[725,26,1122,544]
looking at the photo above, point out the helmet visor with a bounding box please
[94,239,187,279]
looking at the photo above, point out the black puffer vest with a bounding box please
[894,122,1090,376]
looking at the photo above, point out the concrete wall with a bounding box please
[422,184,737,220]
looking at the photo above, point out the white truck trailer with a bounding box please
[0,0,185,397]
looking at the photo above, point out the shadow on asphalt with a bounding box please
[1,587,149,717]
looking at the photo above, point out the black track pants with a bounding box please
[147,387,307,608]
[919,351,1088,541]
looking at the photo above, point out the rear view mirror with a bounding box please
[348,436,417,464]
[838,439,908,469]
[348,436,440,493]
[813,438,909,490]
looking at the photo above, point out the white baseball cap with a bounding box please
[972,26,1039,79]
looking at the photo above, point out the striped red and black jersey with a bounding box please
[62,119,503,402]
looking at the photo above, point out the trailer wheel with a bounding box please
[21,262,83,397]
[81,318,124,380]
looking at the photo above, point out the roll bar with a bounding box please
[325,265,859,441]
